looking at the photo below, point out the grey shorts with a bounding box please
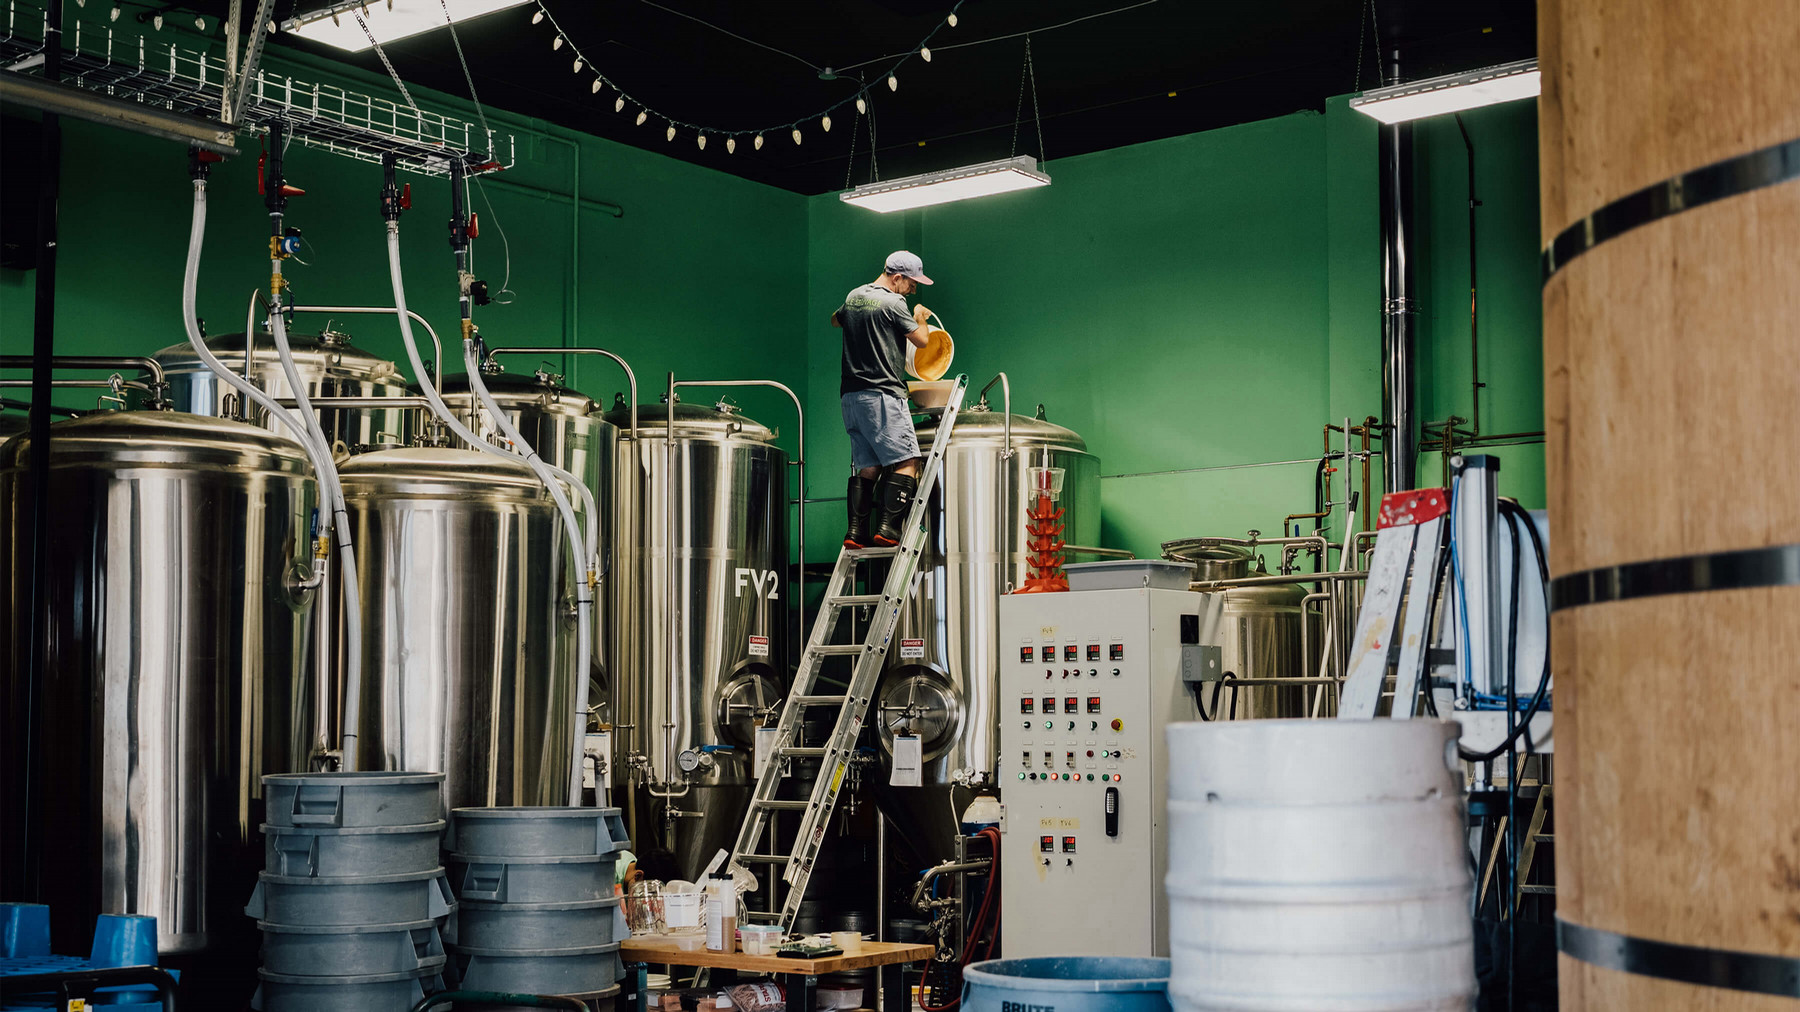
[841,389,921,470]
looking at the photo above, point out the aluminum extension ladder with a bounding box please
[1338,488,1451,719]
[729,374,969,931]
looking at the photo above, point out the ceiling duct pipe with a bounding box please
[1379,48,1418,493]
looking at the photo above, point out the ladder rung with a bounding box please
[790,695,848,707]
[736,853,791,864]
[1519,885,1556,895]
[778,747,827,758]
[1533,833,1554,842]
[756,799,810,811]
[828,594,884,608]
[811,644,865,656]
[843,546,899,559]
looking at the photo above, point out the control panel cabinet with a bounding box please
[998,587,1221,957]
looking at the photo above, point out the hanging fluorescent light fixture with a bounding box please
[1349,58,1539,124]
[281,0,530,52]
[841,155,1050,213]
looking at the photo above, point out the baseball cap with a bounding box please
[885,250,934,285]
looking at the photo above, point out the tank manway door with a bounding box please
[729,375,971,933]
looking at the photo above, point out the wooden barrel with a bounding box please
[1541,1,1800,1007]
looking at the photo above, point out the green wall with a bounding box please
[3,24,1544,569]
[803,96,1545,562]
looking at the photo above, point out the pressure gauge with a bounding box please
[677,749,713,774]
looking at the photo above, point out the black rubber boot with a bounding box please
[844,475,877,548]
[871,471,919,547]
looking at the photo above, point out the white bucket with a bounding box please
[1165,719,1475,1012]
[904,312,954,381]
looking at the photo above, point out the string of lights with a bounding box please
[527,0,965,153]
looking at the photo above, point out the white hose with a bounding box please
[183,179,365,770]
[268,309,365,770]
[382,223,597,805]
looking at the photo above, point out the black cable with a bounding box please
[1196,674,1222,721]
[1458,510,1551,761]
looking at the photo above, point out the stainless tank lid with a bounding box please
[433,371,602,420]
[0,410,311,472]
[918,408,1089,451]
[337,446,549,498]
[1160,539,1256,566]
[600,400,777,442]
[154,331,403,382]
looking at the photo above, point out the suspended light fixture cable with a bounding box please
[1009,36,1046,163]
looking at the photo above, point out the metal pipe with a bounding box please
[273,396,436,409]
[0,355,166,389]
[1336,492,1361,681]
[1379,48,1418,494]
[285,305,443,394]
[1300,591,1330,681]
[484,345,637,439]
[0,398,76,418]
[1219,677,1342,686]
[976,372,1012,587]
[910,858,992,911]
[1190,570,1369,591]
[481,172,623,218]
[876,813,888,944]
[976,372,1012,458]
[1064,544,1133,559]
[0,378,154,394]
[1455,114,1481,437]
[647,373,687,799]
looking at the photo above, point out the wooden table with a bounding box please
[619,937,935,1012]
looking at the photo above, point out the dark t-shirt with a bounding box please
[838,283,918,398]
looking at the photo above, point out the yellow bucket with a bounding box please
[906,313,955,381]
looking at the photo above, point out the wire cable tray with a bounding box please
[1,0,512,176]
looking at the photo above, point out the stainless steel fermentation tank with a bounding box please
[875,407,1100,863]
[337,447,576,809]
[1160,541,1313,720]
[437,369,620,694]
[602,399,790,880]
[154,329,413,452]
[0,411,315,955]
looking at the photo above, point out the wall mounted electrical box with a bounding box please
[997,587,1222,957]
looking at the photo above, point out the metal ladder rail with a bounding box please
[730,375,969,929]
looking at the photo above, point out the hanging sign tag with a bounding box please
[900,638,925,659]
[754,725,780,778]
[747,635,770,657]
[890,735,923,787]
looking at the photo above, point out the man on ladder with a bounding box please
[833,250,936,547]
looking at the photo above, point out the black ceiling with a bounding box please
[245,0,1533,194]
